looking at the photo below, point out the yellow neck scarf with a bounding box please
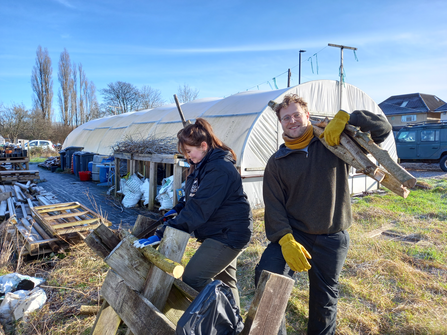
[282,125,314,150]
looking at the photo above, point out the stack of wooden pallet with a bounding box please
[2,182,112,256]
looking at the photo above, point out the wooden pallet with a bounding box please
[31,202,112,236]
[14,224,58,256]
[0,169,39,182]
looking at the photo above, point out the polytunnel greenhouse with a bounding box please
[63,80,397,208]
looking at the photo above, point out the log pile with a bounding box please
[37,156,61,170]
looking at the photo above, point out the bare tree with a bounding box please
[175,83,199,103]
[70,61,78,126]
[138,85,165,110]
[101,81,140,114]
[57,48,72,126]
[28,108,53,140]
[78,63,86,124]
[85,81,100,121]
[31,46,53,120]
[0,103,29,143]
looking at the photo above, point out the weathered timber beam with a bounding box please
[48,211,89,220]
[51,218,99,229]
[101,270,176,335]
[241,271,295,335]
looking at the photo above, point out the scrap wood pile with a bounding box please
[37,156,60,170]
[83,217,295,335]
[1,181,112,257]
[112,135,179,155]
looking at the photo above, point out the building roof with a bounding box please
[379,93,446,116]
[435,103,447,112]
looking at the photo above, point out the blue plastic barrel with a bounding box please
[98,165,110,183]
[88,161,93,172]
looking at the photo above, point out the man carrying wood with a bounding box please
[255,94,391,334]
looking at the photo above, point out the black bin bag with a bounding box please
[176,280,244,335]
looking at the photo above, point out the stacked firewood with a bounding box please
[112,135,178,155]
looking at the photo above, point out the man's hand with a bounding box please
[319,110,350,146]
[279,233,312,272]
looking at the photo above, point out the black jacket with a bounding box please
[167,148,253,249]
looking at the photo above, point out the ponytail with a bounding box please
[177,118,236,161]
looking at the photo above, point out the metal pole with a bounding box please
[298,50,306,85]
[287,69,291,87]
[328,43,357,111]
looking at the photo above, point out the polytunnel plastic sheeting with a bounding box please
[63,79,396,168]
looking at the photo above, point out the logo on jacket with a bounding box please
[189,178,199,197]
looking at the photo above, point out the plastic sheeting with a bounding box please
[63,80,396,208]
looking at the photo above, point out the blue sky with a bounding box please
[1,0,447,120]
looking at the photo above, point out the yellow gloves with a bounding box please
[279,233,312,272]
[319,110,350,146]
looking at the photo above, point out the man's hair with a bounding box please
[273,94,309,121]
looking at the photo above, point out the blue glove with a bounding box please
[133,235,161,248]
[164,209,177,217]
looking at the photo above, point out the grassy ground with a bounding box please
[1,178,446,334]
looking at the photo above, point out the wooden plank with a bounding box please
[93,223,121,251]
[140,227,190,310]
[173,162,183,206]
[104,239,152,292]
[101,270,176,335]
[51,218,99,229]
[91,303,121,335]
[132,215,158,238]
[0,170,39,175]
[114,152,132,160]
[85,233,114,259]
[33,202,79,210]
[37,204,81,213]
[241,271,295,335]
[163,284,193,325]
[148,161,157,210]
[56,223,101,234]
[46,211,89,220]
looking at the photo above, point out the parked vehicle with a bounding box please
[395,122,447,171]
[24,140,56,151]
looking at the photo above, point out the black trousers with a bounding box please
[255,230,350,335]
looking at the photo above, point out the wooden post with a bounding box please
[114,157,120,197]
[241,271,295,335]
[173,162,183,206]
[148,161,157,210]
[85,223,121,259]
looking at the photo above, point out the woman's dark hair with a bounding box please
[177,118,236,161]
